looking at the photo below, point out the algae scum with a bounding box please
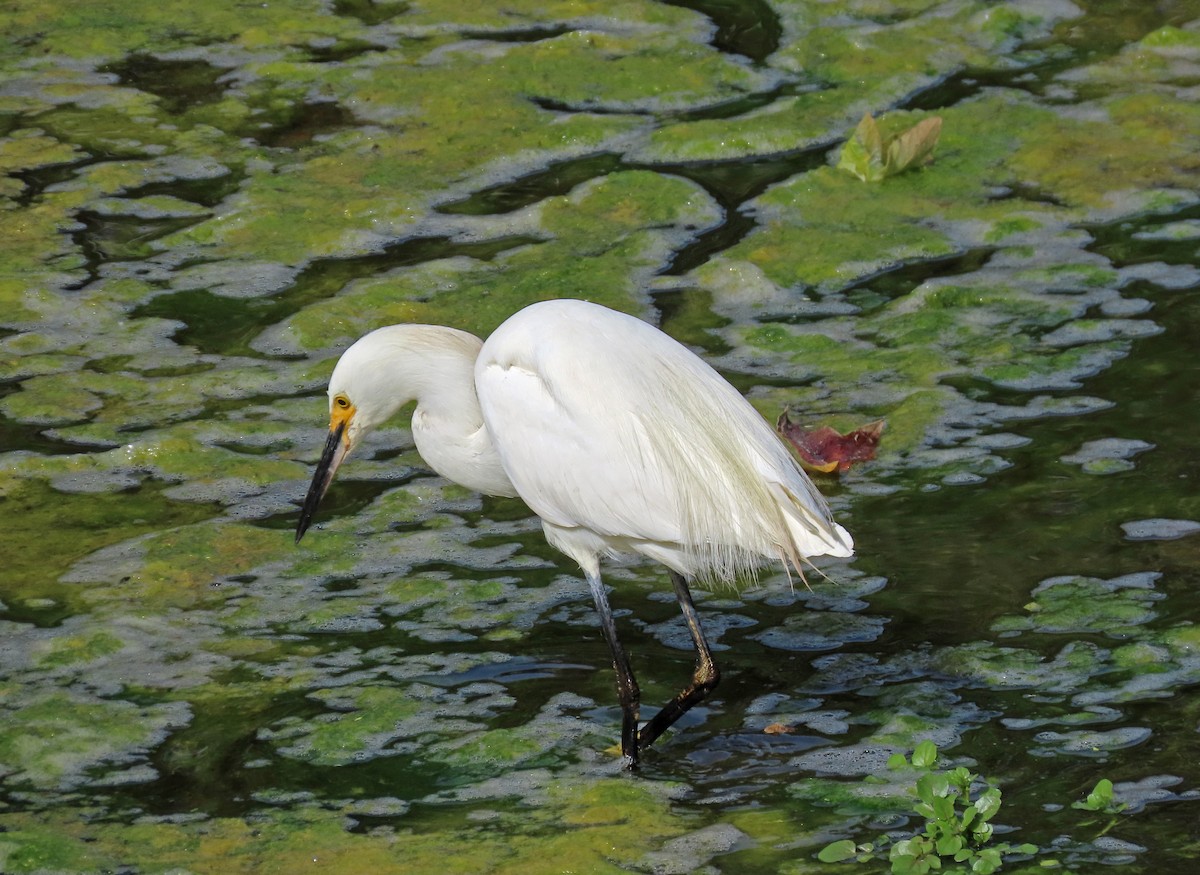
[1,0,1199,872]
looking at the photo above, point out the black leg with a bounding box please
[585,572,641,768]
[637,570,720,752]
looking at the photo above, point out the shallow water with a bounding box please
[1,0,1199,872]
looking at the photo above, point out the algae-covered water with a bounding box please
[2,0,1200,872]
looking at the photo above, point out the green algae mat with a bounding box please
[2,0,1200,872]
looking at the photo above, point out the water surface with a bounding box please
[1,0,1199,872]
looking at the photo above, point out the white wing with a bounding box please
[475,300,852,580]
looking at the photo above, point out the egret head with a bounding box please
[295,330,411,543]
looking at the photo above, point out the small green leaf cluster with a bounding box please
[1071,778,1126,815]
[817,741,1036,874]
[837,113,943,183]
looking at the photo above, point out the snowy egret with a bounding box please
[296,298,853,767]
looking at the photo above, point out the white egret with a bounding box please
[297,298,852,767]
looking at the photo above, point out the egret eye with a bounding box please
[333,395,351,409]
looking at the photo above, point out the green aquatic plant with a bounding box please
[1072,778,1126,815]
[817,748,1135,873]
[818,741,1036,874]
[1070,778,1128,841]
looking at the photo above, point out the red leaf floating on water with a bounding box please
[777,411,885,473]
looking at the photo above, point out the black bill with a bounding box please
[296,420,348,543]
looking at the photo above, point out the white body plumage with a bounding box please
[474,299,852,581]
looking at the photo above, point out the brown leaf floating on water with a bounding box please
[763,722,795,735]
[777,411,885,473]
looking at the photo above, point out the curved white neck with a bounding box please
[341,324,516,498]
[410,350,517,498]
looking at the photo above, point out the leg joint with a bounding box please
[693,660,720,693]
